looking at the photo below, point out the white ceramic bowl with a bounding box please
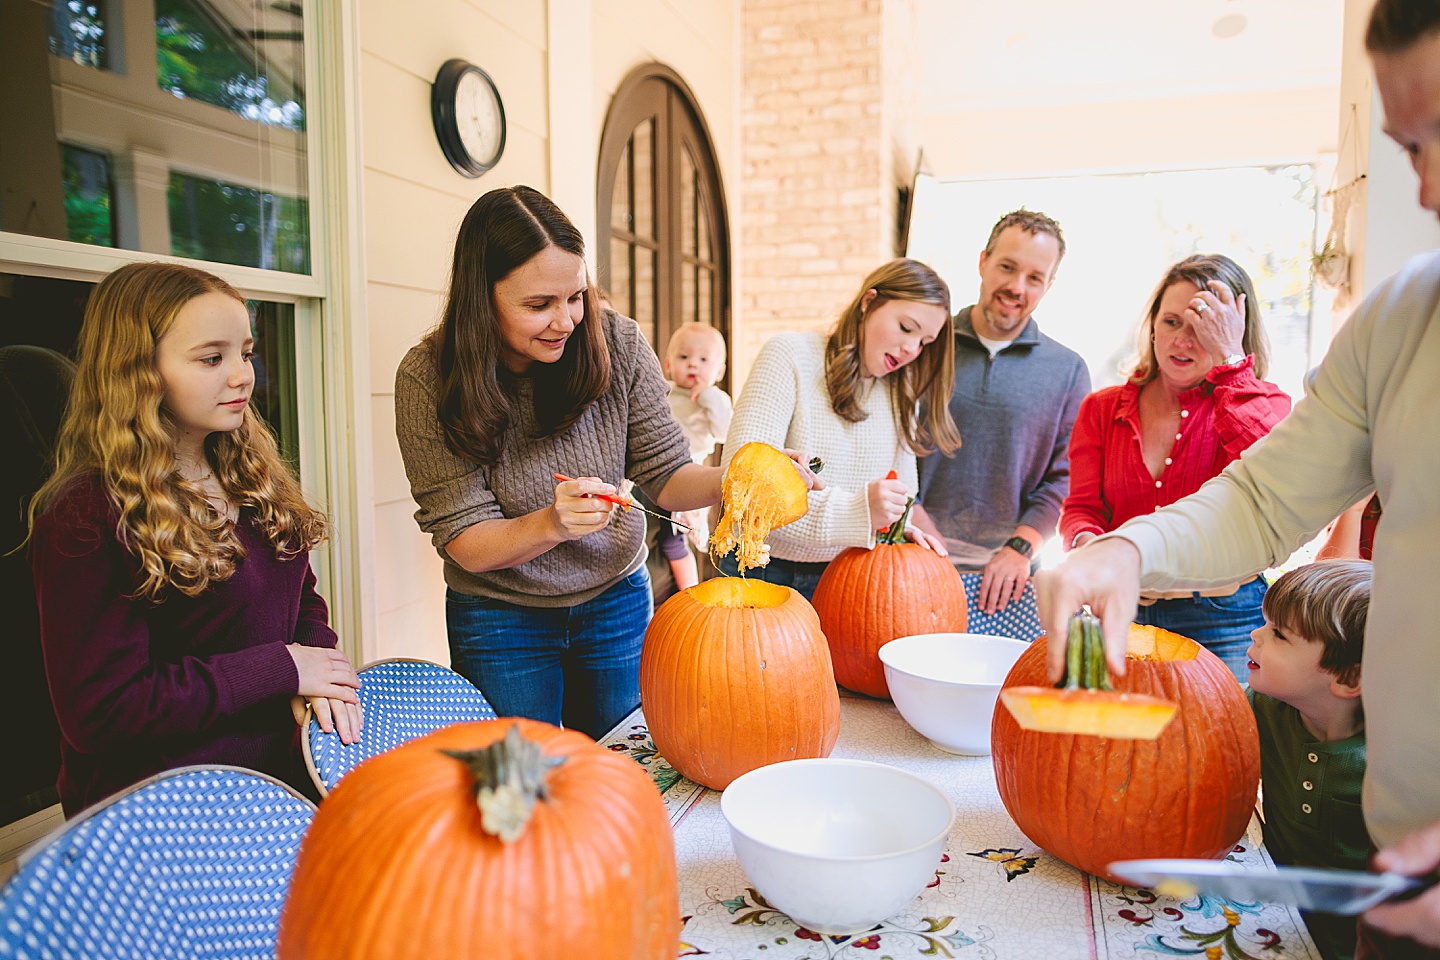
[879,632,1032,755]
[721,758,955,935]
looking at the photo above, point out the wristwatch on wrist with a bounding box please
[1221,352,1247,366]
[1004,535,1033,559]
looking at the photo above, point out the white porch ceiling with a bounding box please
[913,0,1345,176]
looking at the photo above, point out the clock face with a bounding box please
[432,59,506,177]
[456,69,502,168]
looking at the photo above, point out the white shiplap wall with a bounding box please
[358,0,739,663]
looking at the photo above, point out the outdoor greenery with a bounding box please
[169,173,311,274]
[49,0,105,69]
[62,145,114,247]
[155,0,305,131]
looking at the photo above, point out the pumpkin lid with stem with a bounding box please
[999,611,1179,740]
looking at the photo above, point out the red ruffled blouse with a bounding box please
[1059,356,1291,546]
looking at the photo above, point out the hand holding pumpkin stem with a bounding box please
[443,724,566,843]
[878,497,915,545]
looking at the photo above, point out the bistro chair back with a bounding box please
[304,657,497,796]
[960,572,1043,642]
[0,765,314,960]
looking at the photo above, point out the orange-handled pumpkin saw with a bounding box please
[551,473,691,530]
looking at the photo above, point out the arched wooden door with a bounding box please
[597,64,730,383]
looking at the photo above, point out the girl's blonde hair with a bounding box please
[824,258,961,457]
[30,261,326,600]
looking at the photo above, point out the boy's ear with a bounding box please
[1330,671,1362,701]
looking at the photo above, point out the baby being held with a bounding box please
[659,324,733,585]
[664,322,732,462]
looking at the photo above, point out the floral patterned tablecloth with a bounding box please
[597,696,1322,960]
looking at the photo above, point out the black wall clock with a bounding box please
[431,58,506,178]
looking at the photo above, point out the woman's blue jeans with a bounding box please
[445,566,652,740]
[1134,577,1268,683]
[714,552,829,603]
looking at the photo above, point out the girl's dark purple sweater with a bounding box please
[30,477,337,816]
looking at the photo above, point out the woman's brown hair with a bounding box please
[824,258,961,457]
[1129,253,1271,385]
[427,185,611,466]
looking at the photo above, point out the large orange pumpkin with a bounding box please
[277,719,680,960]
[991,624,1259,883]
[640,577,840,790]
[811,501,967,698]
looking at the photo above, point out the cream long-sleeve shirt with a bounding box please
[1104,251,1440,848]
[722,331,918,563]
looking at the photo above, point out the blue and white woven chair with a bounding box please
[960,572,1043,642]
[0,765,314,960]
[303,657,497,796]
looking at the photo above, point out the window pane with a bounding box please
[612,141,631,232]
[634,246,656,347]
[609,237,632,318]
[49,0,107,69]
[698,266,713,327]
[681,148,697,257]
[2,0,309,270]
[248,300,300,466]
[697,195,712,263]
[681,262,696,325]
[633,119,654,241]
[168,171,311,273]
[0,276,302,826]
[62,145,114,247]
[155,0,305,131]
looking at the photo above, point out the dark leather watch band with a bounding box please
[1004,535,1033,558]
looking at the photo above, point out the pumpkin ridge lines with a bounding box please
[279,719,681,960]
[676,595,711,769]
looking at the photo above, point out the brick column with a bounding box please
[738,0,916,383]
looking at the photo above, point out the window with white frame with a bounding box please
[0,0,334,828]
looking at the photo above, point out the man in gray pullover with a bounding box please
[914,209,1090,616]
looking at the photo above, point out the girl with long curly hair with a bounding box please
[29,261,360,815]
[718,258,962,600]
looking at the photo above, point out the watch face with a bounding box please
[456,69,502,168]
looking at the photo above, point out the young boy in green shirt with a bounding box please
[1246,559,1372,960]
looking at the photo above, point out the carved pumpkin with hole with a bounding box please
[811,498,967,698]
[640,577,840,790]
[991,624,1260,882]
[277,719,680,960]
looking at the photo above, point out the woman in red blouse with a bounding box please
[1059,254,1291,680]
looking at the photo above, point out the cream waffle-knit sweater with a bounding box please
[722,330,918,563]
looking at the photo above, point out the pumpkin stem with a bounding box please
[878,497,915,545]
[1058,610,1113,692]
[442,724,566,843]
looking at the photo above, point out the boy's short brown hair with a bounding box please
[1262,560,1371,686]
